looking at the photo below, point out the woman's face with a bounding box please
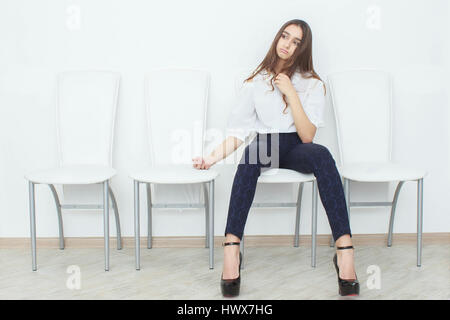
[276,24,303,60]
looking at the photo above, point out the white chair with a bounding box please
[327,69,427,266]
[130,68,219,270]
[24,71,121,271]
[231,74,320,268]
[239,166,319,268]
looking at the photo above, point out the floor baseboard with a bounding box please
[0,233,448,248]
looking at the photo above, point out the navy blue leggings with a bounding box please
[224,132,352,242]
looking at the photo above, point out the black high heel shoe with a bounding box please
[333,245,360,296]
[221,242,242,297]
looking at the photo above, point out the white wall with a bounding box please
[0,0,448,239]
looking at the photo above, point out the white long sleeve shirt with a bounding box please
[226,70,326,142]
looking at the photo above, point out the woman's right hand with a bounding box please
[192,155,216,170]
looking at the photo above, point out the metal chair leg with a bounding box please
[417,178,423,267]
[48,184,64,250]
[203,182,209,248]
[387,181,405,247]
[146,183,152,249]
[311,180,318,267]
[329,236,335,247]
[345,178,350,221]
[208,180,215,269]
[134,180,141,270]
[108,186,122,250]
[103,180,110,271]
[240,236,245,270]
[29,181,37,271]
[294,182,304,247]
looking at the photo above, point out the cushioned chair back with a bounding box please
[57,71,120,167]
[328,70,392,165]
[145,68,210,165]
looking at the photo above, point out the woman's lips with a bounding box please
[280,49,288,54]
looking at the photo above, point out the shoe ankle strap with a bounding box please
[336,245,354,250]
[222,242,241,247]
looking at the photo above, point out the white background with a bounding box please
[0,0,449,239]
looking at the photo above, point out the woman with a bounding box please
[192,19,359,297]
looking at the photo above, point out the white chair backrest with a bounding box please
[56,71,120,167]
[145,68,210,165]
[234,70,257,146]
[327,70,392,165]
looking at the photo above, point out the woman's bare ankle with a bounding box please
[335,234,352,248]
[225,233,241,243]
[223,233,241,258]
[222,234,241,279]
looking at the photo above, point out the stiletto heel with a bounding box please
[221,242,242,297]
[333,245,359,296]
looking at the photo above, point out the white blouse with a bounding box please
[226,70,326,142]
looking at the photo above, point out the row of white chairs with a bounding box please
[24,68,427,272]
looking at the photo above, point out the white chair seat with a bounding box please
[130,164,219,184]
[25,165,116,184]
[338,162,427,182]
[257,168,315,183]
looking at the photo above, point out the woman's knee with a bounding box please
[310,144,336,164]
[236,163,261,177]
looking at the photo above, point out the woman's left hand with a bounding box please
[274,73,296,97]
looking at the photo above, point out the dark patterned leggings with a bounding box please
[224,132,352,242]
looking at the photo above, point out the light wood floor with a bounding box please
[0,243,449,300]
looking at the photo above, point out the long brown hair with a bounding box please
[245,19,325,114]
